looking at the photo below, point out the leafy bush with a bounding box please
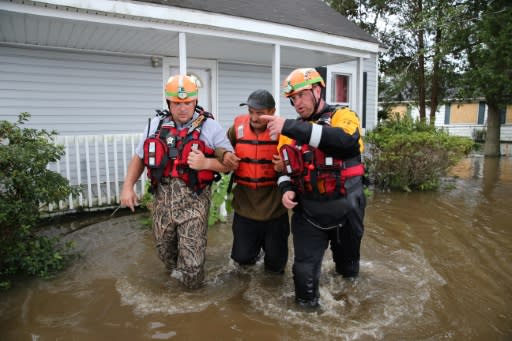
[208,174,232,226]
[364,114,474,191]
[0,113,76,289]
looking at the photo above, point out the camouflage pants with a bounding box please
[152,178,211,289]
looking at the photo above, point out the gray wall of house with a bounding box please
[1,46,379,135]
[217,62,295,130]
[364,54,378,130]
[0,46,162,135]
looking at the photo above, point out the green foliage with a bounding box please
[136,181,154,229]
[325,0,393,37]
[1,225,75,277]
[455,1,512,105]
[329,0,511,155]
[365,114,474,191]
[208,174,232,226]
[451,1,512,155]
[140,181,154,210]
[0,113,76,289]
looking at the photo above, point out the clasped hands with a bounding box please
[261,115,297,209]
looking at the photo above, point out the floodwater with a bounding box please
[1,156,511,340]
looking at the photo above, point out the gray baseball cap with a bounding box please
[240,89,275,109]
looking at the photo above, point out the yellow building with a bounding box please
[384,101,512,125]
[444,101,512,125]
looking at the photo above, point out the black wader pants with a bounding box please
[292,176,366,304]
[231,212,290,273]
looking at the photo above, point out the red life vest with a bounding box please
[279,111,364,197]
[233,115,278,188]
[143,113,218,193]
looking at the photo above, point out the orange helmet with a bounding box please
[165,75,198,102]
[283,68,325,97]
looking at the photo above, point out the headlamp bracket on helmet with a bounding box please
[177,87,188,99]
[285,82,294,94]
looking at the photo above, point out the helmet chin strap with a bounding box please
[311,88,321,115]
[193,100,201,113]
[288,86,322,115]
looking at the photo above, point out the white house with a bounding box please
[0,0,381,211]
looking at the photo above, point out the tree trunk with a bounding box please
[417,0,426,122]
[430,26,442,126]
[484,102,501,156]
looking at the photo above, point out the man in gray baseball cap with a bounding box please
[239,89,276,110]
[218,89,290,274]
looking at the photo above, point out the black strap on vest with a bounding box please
[239,157,273,164]
[234,175,278,183]
[236,140,278,146]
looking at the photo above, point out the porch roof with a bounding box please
[0,0,380,67]
[137,0,380,44]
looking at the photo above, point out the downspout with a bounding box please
[273,44,281,116]
[179,32,187,74]
[357,57,364,121]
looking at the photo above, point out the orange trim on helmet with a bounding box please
[283,68,325,97]
[165,75,199,102]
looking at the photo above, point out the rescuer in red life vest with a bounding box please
[120,74,233,289]
[217,89,290,273]
[261,68,366,308]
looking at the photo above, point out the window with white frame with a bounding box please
[331,73,350,106]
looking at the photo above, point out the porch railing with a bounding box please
[45,133,146,214]
[44,126,512,214]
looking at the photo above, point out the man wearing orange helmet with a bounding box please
[262,68,366,308]
[120,74,234,289]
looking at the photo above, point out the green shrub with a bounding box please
[208,173,233,226]
[0,113,76,289]
[365,114,474,191]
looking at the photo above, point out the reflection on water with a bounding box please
[1,156,511,340]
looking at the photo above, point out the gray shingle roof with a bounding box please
[135,0,379,44]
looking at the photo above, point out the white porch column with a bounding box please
[357,57,364,117]
[272,44,281,115]
[179,32,187,74]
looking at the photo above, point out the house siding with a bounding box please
[1,46,379,135]
[325,55,378,131]
[363,54,378,130]
[0,45,162,135]
[217,62,295,130]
